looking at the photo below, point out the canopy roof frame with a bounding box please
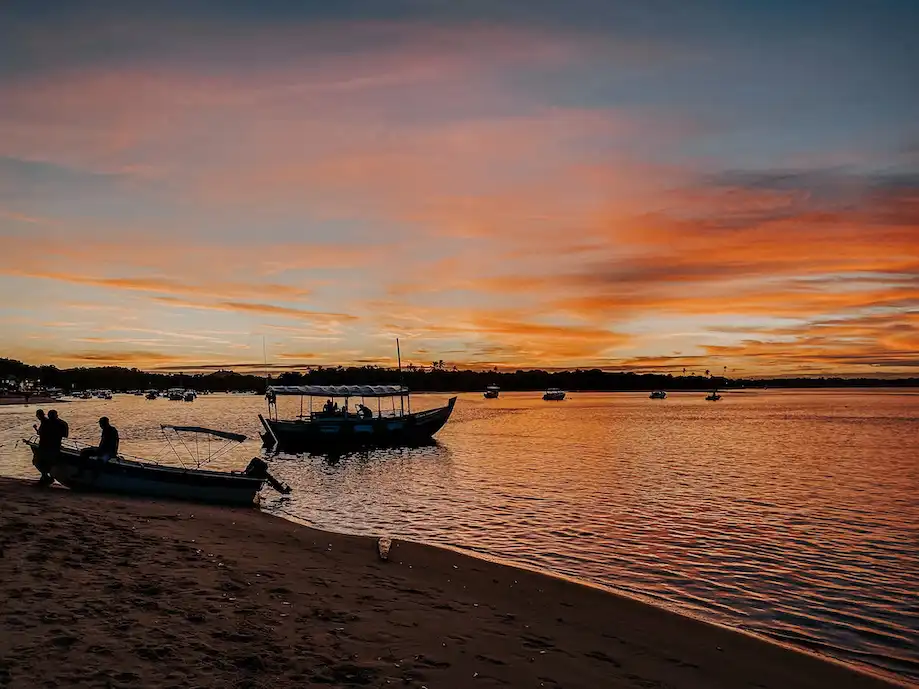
[160,425,247,443]
[268,385,409,398]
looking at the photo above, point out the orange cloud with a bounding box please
[65,350,189,364]
[6,270,309,301]
[151,296,357,322]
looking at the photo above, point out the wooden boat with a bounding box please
[705,390,722,401]
[649,390,667,399]
[23,426,289,506]
[260,384,456,452]
[543,388,566,401]
[483,385,500,399]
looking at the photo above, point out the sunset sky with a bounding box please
[1,1,917,375]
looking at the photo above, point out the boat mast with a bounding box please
[397,338,405,416]
[262,335,268,381]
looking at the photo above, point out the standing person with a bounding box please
[47,410,68,441]
[33,409,46,436]
[32,409,56,486]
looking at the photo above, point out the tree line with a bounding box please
[3,358,916,393]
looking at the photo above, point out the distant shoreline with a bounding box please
[0,395,66,406]
[0,477,904,689]
[3,357,919,398]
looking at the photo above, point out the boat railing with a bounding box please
[24,434,159,467]
[305,408,404,421]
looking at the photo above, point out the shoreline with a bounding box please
[0,396,67,406]
[0,478,906,688]
[268,506,913,687]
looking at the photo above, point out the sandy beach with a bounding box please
[0,478,903,689]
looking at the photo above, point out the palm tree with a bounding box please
[682,367,687,377]
[705,369,711,377]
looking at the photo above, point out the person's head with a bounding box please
[35,409,45,421]
[99,416,110,428]
[48,410,58,420]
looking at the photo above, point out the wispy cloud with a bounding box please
[151,296,357,323]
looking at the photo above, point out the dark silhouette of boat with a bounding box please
[260,384,456,452]
[543,388,566,401]
[483,385,500,399]
[23,426,289,506]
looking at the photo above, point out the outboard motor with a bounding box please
[245,457,291,494]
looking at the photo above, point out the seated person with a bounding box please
[79,416,120,463]
[356,403,373,419]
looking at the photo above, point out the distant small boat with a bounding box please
[649,390,667,399]
[543,388,566,401]
[483,385,500,399]
[167,388,185,401]
[145,390,158,400]
[77,391,93,400]
[97,390,113,400]
[705,390,722,401]
[183,390,196,402]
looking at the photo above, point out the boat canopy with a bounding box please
[268,384,409,398]
[160,425,247,442]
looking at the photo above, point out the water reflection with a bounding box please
[1,390,917,683]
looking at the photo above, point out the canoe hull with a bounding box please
[262,396,457,452]
[27,441,265,506]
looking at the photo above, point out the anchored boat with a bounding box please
[23,426,289,506]
[649,390,667,399]
[483,385,500,399]
[260,384,456,452]
[543,388,566,401]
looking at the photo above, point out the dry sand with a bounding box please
[0,478,903,688]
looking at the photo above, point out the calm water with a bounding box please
[1,390,917,684]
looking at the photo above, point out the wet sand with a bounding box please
[0,478,902,688]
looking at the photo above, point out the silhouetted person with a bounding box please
[357,403,372,419]
[48,409,68,442]
[32,409,54,485]
[323,398,335,414]
[80,417,119,463]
